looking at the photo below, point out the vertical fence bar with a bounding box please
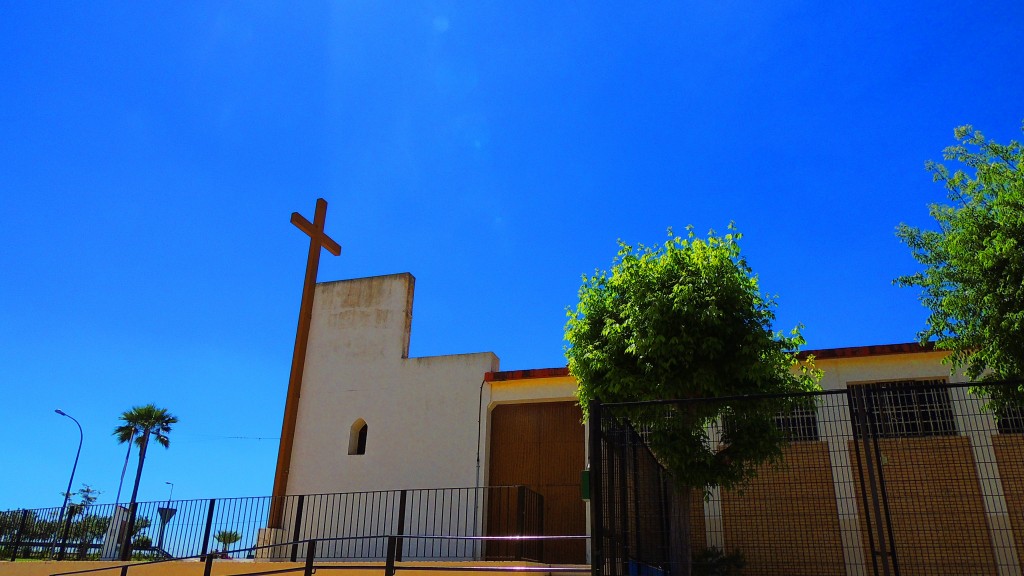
[589,400,604,576]
[850,389,880,576]
[861,389,894,576]
[304,539,317,576]
[203,550,214,576]
[385,535,397,576]
[10,509,28,562]
[200,499,216,559]
[290,495,305,562]
[396,490,407,562]
[56,510,74,561]
[515,485,527,561]
[867,417,901,576]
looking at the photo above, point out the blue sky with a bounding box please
[1,2,1022,510]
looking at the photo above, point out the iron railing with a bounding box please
[50,534,593,576]
[1,485,545,563]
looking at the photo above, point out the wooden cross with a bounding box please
[270,198,341,527]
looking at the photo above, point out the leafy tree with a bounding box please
[567,227,820,485]
[62,484,102,519]
[896,124,1024,399]
[113,404,177,560]
[214,530,242,553]
[565,227,820,573]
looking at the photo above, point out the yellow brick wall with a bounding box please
[850,436,997,576]
[721,442,845,576]
[991,434,1024,567]
[689,488,706,555]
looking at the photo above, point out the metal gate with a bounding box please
[591,381,1024,576]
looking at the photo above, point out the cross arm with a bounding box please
[291,212,342,256]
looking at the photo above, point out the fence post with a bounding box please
[851,387,894,576]
[516,485,527,560]
[396,490,407,562]
[10,509,28,561]
[200,499,216,559]
[537,492,545,563]
[385,535,398,576]
[589,400,603,576]
[290,495,305,562]
[57,508,74,561]
[304,539,317,576]
[203,550,215,576]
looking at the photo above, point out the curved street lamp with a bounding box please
[54,409,83,559]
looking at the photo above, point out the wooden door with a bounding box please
[487,401,586,564]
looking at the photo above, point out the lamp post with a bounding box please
[54,409,83,559]
[156,481,177,552]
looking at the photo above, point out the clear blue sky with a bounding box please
[1,2,1022,511]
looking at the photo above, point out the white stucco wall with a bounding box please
[812,348,966,389]
[288,273,499,496]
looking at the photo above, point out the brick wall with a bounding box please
[721,442,845,576]
[851,436,997,576]
[991,434,1024,567]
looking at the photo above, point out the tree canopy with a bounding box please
[897,123,1024,387]
[566,227,820,489]
[115,404,177,450]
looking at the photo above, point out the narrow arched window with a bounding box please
[349,419,368,455]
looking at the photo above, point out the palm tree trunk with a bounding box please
[119,432,150,561]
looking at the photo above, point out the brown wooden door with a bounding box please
[487,401,586,564]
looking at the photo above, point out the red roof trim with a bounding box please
[484,367,570,382]
[486,343,938,382]
[799,342,934,360]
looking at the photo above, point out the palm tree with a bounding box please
[214,530,242,555]
[113,404,177,560]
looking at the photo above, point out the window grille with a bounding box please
[851,379,956,438]
[997,404,1024,434]
[774,405,820,442]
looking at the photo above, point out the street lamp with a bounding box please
[54,409,83,559]
[157,481,177,552]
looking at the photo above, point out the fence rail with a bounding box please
[50,534,593,576]
[1,486,545,563]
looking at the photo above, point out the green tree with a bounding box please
[896,124,1024,400]
[565,227,820,573]
[62,484,102,519]
[214,530,242,553]
[113,404,177,560]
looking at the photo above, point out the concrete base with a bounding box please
[254,527,288,560]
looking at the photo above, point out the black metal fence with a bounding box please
[591,380,1024,576]
[1,485,545,563]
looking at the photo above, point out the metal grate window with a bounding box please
[997,404,1024,434]
[774,405,820,442]
[852,380,957,438]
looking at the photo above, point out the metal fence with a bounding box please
[591,380,1024,576]
[1,485,545,563]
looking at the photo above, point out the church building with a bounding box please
[270,272,1024,576]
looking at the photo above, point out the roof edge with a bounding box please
[800,341,934,360]
[485,367,570,382]
[486,343,938,382]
